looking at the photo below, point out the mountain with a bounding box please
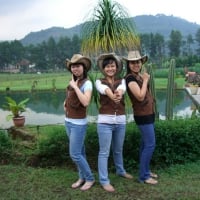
[134,14,199,38]
[21,14,200,46]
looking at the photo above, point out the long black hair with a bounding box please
[125,61,131,75]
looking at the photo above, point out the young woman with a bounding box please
[96,53,133,192]
[64,54,95,191]
[124,50,158,185]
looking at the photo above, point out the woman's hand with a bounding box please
[113,90,123,104]
[141,72,150,83]
[69,75,78,89]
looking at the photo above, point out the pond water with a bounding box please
[0,89,199,128]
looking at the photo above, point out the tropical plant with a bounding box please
[81,0,141,109]
[81,0,140,56]
[146,63,159,119]
[165,59,175,120]
[3,96,29,121]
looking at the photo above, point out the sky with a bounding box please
[0,0,200,41]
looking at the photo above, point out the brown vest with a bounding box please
[99,78,125,115]
[64,78,88,119]
[126,73,154,116]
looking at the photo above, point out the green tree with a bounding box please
[0,41,10,68]
[186,34,194,55]
[168,30,182,57]
[154,33,165,63]
[140,33,151,54]
[57,36,72,68]
[165,59,175,120]
[46,37,57,68]
[140,33,165,66]
[31,42,48,70]
[9,40,24,65]
[81,0,140,56]
[195,28,200,55]
[71,35,81,54]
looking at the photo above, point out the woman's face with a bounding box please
[128,60,142,73]
[103,61,117,77]
[70,63,84,77]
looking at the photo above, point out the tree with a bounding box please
[154,33,165,62]
[195,28,200,55]
[0,41,10,69]
[186,34,194,55]
[168,30,182,57]
[10,40,24,65]
[57,36,72,68]
[46,37,57,68]
[81,0,140,56]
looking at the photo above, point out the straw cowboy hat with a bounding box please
[65,54,91,72]
[97,53,123,74]
[123,50,148,64]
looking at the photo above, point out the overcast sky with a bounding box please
[0,0,199,41]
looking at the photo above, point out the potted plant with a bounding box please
[3,96,30,127]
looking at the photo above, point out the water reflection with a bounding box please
[0,89,199,128]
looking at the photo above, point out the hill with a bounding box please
[21,14,200,46]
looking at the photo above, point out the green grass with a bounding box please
[0,72,186,91]
[0,73,70,91]
[0,161,200,200]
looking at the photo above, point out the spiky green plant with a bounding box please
[81,0,140,56]
[165,59,175,120]
[146,64,159,119]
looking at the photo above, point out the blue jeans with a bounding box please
[138,123,156,182]
[97,123,126,185]
[65,121,94,181]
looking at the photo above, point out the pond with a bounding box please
[0,89,199,128]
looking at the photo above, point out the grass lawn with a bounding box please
[0,161,200,200]
[0,72,70,92]
[0,72,186,92]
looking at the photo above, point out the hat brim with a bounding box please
[97,53,123,74]
[123,55,148,64]
[66,57,91,72]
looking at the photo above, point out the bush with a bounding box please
[36,126,68,166]
[154,119,200,167]
[0,130,12,161]
[123,119,200,170]
[1,118,200,170]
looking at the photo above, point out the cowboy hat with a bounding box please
[123,50,148,64]
[65,54,91,72]
[97,53,123,74]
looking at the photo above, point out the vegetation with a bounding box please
[0,161,200,200]
[81,0,140,56]
[0,1,200,198]
[0,72,186,92]
[1,119,200,199]
[1,28,200,73]
[165,59,175,120]
[2,96,29,120]
[1,119,200,169]
[0,73,69,92]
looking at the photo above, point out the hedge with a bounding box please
[1,118,200,171]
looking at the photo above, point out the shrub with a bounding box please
[154,118,200,167]
[1,118,200,170]
[0,130,12,161]
[36,126,68,166]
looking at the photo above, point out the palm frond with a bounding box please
[81,0,140,56]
